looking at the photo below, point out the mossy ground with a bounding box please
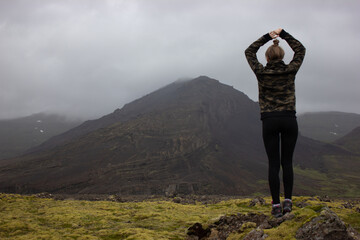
[0,194,359,239]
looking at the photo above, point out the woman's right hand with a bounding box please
[269,28,283,39]
[274,28,283,35]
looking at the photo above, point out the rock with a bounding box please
[295,206,360,240]
[243,228,268,240]
[187,213,264,240]
[34,192,53,199]
[268,213,295,228]
[356,207,360,213]
[249,196,266,207]
[258,220,272,230]
[342,202,354,209]
[348,226,360,240]
[187,209,298,240]
[295,201,310,208]
[186,235,199,240]
[187,211,297,240]
[208,229,220,240]
[317,195,332,202]
[200,195,207,201]
[107,195,123,202]
[187,223,210,240]
[165,184,177,198]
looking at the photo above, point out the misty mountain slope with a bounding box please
[27,77,249,154]
[334,126,360,154]
[0,113,81,160]
[0,76,359,196]
[298,112,360,142]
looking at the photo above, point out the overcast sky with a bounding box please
[0,0,359,120]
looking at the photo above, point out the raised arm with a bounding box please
[245,33,272,73]
[279,29,306,72]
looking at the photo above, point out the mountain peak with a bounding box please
[191,75,219,82]
[176,75,221,89]
[26,76,251,154]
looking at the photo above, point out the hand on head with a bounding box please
[269,28,283,39]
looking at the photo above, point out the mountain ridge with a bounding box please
[0,76,359,196]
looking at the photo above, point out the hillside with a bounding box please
[0,113,81,160]
[297,112,360,142]
[0,76,359,196]
[335,126,360,154]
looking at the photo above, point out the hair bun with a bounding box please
[273,39,279,46]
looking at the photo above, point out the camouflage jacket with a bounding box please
[245,30,305,116]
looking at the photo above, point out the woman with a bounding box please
[245,28,306,218]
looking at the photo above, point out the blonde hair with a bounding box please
[265,39,284,61]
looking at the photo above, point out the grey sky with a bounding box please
[1,0,359,120]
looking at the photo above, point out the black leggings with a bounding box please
[262,117,298,204]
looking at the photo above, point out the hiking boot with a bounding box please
[271,203,283,218]
[282,199,292,215]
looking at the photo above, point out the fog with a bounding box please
[1,0,359,120]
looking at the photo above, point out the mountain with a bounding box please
[297,112,360,142]
[334,126,360,154]
[27,78,225,154]
[0,113,82,160]
[0,76,358,196]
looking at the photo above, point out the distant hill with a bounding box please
[334,126,360,154]
[0,113,82,160]
[0,76,359,197]
[298,112,360,142]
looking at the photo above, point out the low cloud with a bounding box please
[1,0,359,120]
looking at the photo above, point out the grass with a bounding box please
[0,193,359,239]
[293,163,360,198]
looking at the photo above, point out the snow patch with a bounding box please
[37,120,42,123]
[40,130,44,133]
[329,132,337,135]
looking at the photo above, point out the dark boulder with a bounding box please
[295,207,360,240]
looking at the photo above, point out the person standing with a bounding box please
[245,28,306,218]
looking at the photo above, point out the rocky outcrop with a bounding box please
[243,229,268,240]
[296,207,360,240]
[187,197,360,240]
[248,196,266,207]
[186,211,295,240]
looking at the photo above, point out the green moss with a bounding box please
[227,228,255,240]
[329,200,360,232]
[0,194,359,239]
[240,221,256,231]
[263,207,316,240]
[341,213,360,231]
[308,204,326,212]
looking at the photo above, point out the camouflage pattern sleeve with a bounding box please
[245,33,272,74]
[280,30,306,72]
